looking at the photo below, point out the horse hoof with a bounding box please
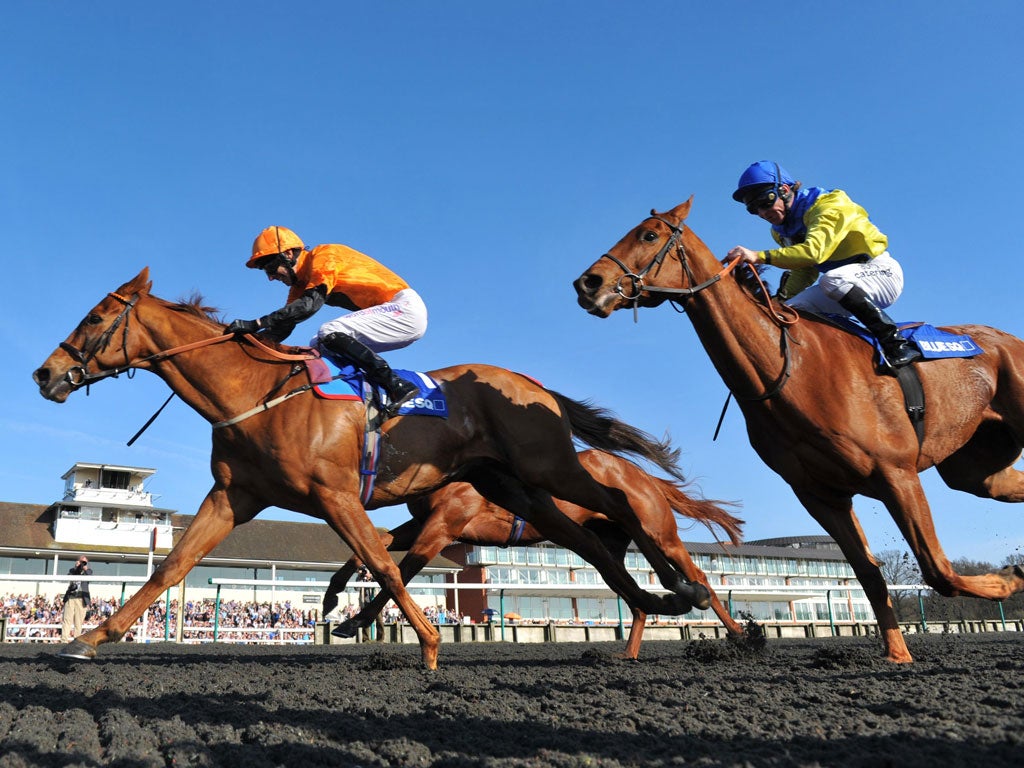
[664,592,694,615]
[688,583,711,611]
[331,620,360,639]
[58,640,96,660]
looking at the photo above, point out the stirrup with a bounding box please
[885,343,922,368]
[383,380,418,418]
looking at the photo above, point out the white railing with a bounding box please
[9,573,1010,645]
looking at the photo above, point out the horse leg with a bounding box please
[333,518,448,639]
[584,500,711,611]
[322,561,360,617]
[467,469,681,616]
[322,527,403,617]
[881,470,1024,600]
[587,521,647,660]
[649,536,743,637]
[793,487,913,664]
[314,489,440,669]
[936,421,1024,501]
[62,486,257,659]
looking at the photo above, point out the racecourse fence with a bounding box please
[2,575,1022,646]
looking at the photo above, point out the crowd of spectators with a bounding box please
[1,594,468,643]
[1,594,320,644]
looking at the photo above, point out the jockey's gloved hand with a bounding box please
[224,318,260,335]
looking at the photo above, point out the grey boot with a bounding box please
[839,287,921,368]
[320,332,418,415]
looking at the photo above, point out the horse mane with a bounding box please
[732,264,772,304]
[155,292,224,326]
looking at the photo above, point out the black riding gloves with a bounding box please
[224,318,260,335]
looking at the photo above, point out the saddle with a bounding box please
[302,354,449,505]
[815,313,984,448]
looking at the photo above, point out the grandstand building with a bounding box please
[0,462,873,625]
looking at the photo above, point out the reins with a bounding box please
[64,291,322,437]
[600,215,802,431]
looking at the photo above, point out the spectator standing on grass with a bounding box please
[61,556,92,641]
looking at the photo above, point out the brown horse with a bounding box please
[573,198,1024,663]
[323,448,745,658]
[33,268,707,669]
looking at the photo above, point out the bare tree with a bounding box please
[876,549,921,622]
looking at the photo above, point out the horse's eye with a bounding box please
[86,314,103,325]
[642,231,659,243]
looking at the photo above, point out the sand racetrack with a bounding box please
[0,632,1021,767]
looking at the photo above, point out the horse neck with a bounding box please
[675,228,787,395]
[135,299,286,425]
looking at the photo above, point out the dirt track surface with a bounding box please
[0,633,1021,768]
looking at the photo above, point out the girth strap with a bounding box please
[894,366,926,448]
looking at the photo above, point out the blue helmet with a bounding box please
[731,161,795,202]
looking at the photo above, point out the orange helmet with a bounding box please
[247,226,305,268]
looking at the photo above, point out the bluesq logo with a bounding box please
[400,397,445,411]
[917,340,974,353]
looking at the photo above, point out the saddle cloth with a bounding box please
[820,315,983,363]
[305,356,448,418]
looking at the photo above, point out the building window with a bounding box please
[100,469,131,490]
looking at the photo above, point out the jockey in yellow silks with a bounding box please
[724,161,920,368]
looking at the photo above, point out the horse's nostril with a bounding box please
[33,368,49,386]
[577,274,602,295]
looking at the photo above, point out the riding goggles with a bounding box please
[744,188,778,215]
[254,255,284,276]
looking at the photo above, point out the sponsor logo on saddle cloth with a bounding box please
[305,357,448,417]
[823,315,984,361]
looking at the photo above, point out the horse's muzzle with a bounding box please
[32,365,74,403]
[573,273,615,317]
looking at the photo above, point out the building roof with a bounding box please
[677,537,848,561]
[0,501,459,571]
[61,462,157,480]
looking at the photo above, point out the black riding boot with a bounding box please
[839,287,921,368]
[320,332,418,416]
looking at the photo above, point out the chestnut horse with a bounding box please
[323,448,746,658]
[574,198,1024,663]
[33,268,707,669]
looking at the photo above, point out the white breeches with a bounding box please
[786,252,905,314]
[314,288,428,353]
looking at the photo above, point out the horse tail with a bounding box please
[653,477,744,546]
[548,390,686,483]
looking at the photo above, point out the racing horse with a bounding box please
[324,448,746,657]
[574,198,1024,663]
[33,268,706,669]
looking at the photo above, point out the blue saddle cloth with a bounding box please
[307,356,448,418]
[820,315,983,362]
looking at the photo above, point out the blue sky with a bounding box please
[5,2,1023,566]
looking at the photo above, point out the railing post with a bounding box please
[917,590,927,633]
[164,587,171,641]
[826,590,836,637]
[213,584,222,641]
[499,589,506,642]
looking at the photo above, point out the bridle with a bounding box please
[57,290,321,434]
[598,212,798,408]
[58,290,304,391]
[599,213,742,321]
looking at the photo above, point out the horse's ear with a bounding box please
[650,197,694,226]
[118,267,153,297]
[670,197,694,223]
